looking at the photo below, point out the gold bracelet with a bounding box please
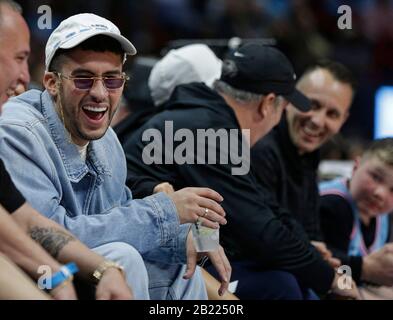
[92,260,125,283]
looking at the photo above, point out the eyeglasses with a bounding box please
[55,72,129,90]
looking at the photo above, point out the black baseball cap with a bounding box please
[220,43,311,112]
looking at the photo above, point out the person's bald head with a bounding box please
[0,0,30,109]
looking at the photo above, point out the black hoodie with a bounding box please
[121,82,335,294]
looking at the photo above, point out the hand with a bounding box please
[327,257,342,269]
[311,241,341,269]
[50,280,77,300]
[362,243,393,286]
[153,182,175,194]
[183,232,231,296]
[330,272,360,300]
[311,241,331,259]
[168,187,227,228]
[201,268,239,300]
[95,268,133,300]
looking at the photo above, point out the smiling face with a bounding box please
[44,49,124,146]
[350,156,393,219]
[0,4,30,108]
[286,68,353,154]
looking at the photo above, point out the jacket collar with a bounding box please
[40,90,111,182]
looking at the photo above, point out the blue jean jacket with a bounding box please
[0,90,188,264]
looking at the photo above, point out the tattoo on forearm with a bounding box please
[29,227,76,259]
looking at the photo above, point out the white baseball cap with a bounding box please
[45,13,136,70]
[148,44,222,106]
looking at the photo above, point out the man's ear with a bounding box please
[352,156,361,174]
[43,72,59,97]
[257,93,276,120]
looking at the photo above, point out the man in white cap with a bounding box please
[0,1,135,300]
[0,0,136,300]
[0,12,231,299]
[149,44,222,106]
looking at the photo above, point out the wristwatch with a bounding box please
[92,260,125,283]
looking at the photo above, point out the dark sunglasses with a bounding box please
[55,72,129,90]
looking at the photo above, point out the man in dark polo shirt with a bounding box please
[251,61,354,250]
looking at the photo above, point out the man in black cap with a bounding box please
[121,43,358,299]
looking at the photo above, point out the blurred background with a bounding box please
[20,0,393,148]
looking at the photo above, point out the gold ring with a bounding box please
[204,208,209,217]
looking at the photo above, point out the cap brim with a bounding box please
[60,30,137,55]
[284,89,311,112]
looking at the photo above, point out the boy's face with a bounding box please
[350,156,393,218]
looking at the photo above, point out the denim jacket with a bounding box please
[0,90,188,264]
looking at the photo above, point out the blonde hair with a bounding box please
[362,138,393,167]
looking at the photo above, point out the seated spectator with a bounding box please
[120,42,359,299]
[117,43,238,300]
[0,12,230,300]
[320,138,393,299]
[149,43,222,107]
[0,0,29,109]
[251,60,354,253]
[0,0,133,300]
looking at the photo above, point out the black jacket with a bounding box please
[121,83,335,293]
[251,118,322,240]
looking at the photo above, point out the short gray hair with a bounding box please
[213,79,263,104]
[0,0,22,25]
[214,79,285,109]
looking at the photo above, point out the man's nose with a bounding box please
[310,110,325,128]
[89,78,108,101]
[19,62,30,88]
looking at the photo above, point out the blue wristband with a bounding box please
[49,262,79,290]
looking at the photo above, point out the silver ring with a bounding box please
[203,208,209,218]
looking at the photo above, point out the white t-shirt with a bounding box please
[76,143,89,162]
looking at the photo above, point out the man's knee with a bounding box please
[264,271,303,300]
[92,242,150,299]
[102,242,145,271]
[219,262,305,300]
